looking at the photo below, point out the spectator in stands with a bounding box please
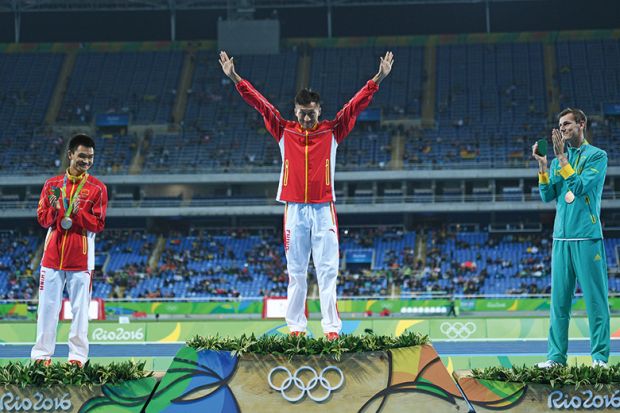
[31,134,108,368]
[533,108,609,369]
[219,50,394,340]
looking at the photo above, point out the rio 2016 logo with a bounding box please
[0,392,71,411]
[548,389,620,409]
[91,327,144,341]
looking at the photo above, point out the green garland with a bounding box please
[0,360,151,388]
[187,332,429,360]
[471,364,620,389]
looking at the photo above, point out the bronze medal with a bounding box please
[564,191,575,204]
[61,217,73,230]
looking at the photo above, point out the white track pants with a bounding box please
[284,202,341,334]
[31,266,92,364]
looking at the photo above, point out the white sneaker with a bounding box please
[592,360,609,368]
[536,360,561,369]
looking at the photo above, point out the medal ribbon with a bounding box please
[564,145,585,203]
[61,173,88,218]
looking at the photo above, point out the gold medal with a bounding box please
[564,191,575,204]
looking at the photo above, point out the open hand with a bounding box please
[48,195,60,210]
[379,51,394,78]
[219,51,238,81]
[551,128,565,158]
[372,51,394,85]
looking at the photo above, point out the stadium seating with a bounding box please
[0,224,617,300]
[417,229,553,296]
[0,53,64,175]
[146,50,299,174]
[556,39,620,115]
[309,46,424,120]
[100,229,288,299]
[406,42,549,169]
[2,39,620,175]
[59,51,183,124]
[93,134,139,175]
[0,230,40,300]
[90,229,156,298]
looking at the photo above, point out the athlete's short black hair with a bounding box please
[295,88,321,106]
[68,133,95,153]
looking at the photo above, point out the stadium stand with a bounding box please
[58,51,183,124]
[2,39,620,176]
[93,134,139,175]
[0,53,64,175]
[94,229,288,299]
[86,226,620,299]
[417,228,553,296]
[0,224,618,300]
[141,50,299,173]
[556,39,620,116]
[91,229,156,298]
[406,42,549,169]
[0,230,40,300]
[309,46,424,120]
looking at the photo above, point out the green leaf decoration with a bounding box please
[0,360,151,388]
[187,331,428,361]
[472,364,620,389]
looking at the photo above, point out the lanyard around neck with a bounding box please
[61,173,88,217]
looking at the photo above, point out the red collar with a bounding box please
[297,122,319,133]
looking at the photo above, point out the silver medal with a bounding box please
[61,217,73,230]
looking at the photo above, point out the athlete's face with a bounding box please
[295,102,321,130]
[68,145,94,175]
[558,113,585,144]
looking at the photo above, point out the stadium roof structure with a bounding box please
[0,0,549,42]
[0,0,545,13]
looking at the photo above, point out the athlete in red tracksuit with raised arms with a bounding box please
[31,134,108,366]
[220,50,394,339]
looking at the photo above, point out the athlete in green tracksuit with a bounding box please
[532,108,609,368]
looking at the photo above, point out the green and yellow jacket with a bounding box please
[538,141,607,240]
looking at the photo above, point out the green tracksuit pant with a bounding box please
[548,239,610,364]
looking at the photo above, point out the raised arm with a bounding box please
[334,51,394,142]
[219,50,285,141]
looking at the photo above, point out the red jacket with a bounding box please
[236,79,379,203]
[38,172,108,271]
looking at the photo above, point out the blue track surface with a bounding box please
[2,339,620,358]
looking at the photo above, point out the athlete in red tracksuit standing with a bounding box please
[31,134,108,366]
[220,50,394,339]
